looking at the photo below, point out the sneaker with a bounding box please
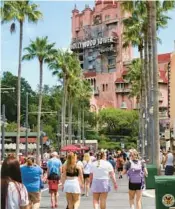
[130,205,135,209]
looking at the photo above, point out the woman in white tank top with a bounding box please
[165,150,174,175]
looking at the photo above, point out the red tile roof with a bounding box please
[115,77,125,83]
[84,72,96,78]
[20,136,48,143]
[158,53,171,63]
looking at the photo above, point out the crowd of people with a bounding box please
[1,148,174,209]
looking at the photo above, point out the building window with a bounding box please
[88,52,93,56]
[79,55,83,61]
[76,31,79,38]
[108,58,115,68]
[80,21,83,28]
[98,31,102,37]
[106,84,108,91]
[105,15,110,21]
[102,84,105,91]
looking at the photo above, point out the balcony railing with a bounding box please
[108,64,116,69]
[115,88,131,93]
[105,18,119,25]
[159,111,168,118]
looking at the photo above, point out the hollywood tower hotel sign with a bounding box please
[71,0,134,111]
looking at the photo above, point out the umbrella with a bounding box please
[75,144,89,151]
[61,145,81,152]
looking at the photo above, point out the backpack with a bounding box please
[127,160,144,184]
[50,165,59,175]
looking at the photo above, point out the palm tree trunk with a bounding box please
[36,60,43,165]
[68,96,73,144]
[144,32,149,158]
[82,103,85,145]
[150,1,160,172]
[140,47,146,157]
[16,20,23,158]
[77,105,81,144]
[62,75,68,146]
[147,1,154,163]
[64,80,68,146]
[61,75,65,148]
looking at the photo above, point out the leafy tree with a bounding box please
[22,36,56,164]
[1,1,42,157]
[5,122,17,132]
[1,71,35,123]
[126,59,141,99]
[98,108,138,145]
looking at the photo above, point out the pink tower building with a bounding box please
[71,0,134,112]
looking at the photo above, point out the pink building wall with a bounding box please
[71,1,168,113]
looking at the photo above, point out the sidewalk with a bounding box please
[40,176,155,209]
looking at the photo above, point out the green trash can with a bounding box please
[145,164,157,189]
[155,176,175,209]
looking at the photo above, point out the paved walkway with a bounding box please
[40,176,155,209]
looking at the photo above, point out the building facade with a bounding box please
[71,0,134,112]
[158,53,170,135]
[71,0,169,120]
[169,52,175,129]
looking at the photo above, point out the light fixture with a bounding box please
[120,101,127,109]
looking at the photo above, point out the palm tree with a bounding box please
[22,37,56,164]
[1,1,42,157]
[48,49,81,147]
[78,79,92,145]
[122,0,175,158]
[126,59,142,99]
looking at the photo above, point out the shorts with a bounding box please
[91,179,111,193]
[165,165,174,175]
[28,192,41,204]
[83,174,90,179]
[118,167,123,172]
[129,182,143,191]
[48,173,60,181]
[63,178,81,193]
[48,180,59,193]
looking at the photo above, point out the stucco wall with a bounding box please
[170,53,175,128]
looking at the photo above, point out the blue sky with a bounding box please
[1,1,175,90]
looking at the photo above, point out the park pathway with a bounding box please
[40,175,155,209]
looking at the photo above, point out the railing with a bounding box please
[115,88,131,93]
[105,18,119,25]
[108,64,116,68]
[159,111,168,118]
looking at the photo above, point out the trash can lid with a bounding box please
[155,176,175,183]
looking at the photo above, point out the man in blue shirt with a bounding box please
[47,152,62,179]
[21,157,43,208]
[47,152,62,208]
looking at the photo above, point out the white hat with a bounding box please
[51,151,58,157]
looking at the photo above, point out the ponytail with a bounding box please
[96,152,105,168]
[26,157,34,166]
